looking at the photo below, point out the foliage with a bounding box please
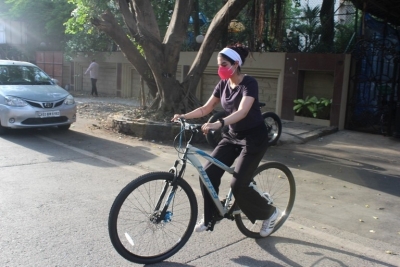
[334,21,356,53]
[2,0,75,50]
[64,0,119,57]
[281,2,356,53]
[293,96,332,119]
[288,5,323,52]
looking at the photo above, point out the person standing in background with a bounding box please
[85,59,99,96]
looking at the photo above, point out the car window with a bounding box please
[0,65,54,85]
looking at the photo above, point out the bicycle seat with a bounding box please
[259,102,266,107]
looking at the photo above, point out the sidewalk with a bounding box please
[74,96,338,145]
[279,120,338,145]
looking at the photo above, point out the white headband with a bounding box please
[219,48,243,66]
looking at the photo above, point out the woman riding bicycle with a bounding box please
[172,45,277,237]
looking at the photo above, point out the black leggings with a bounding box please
[200,123,275,226]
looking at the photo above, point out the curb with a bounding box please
[297,126,338,143]
[110,115,339,145]
[278,126,338,145]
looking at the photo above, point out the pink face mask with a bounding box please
[218,65,235,79]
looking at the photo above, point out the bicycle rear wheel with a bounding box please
[263,112,282,146]
[234,162,295,238]
[108,172,198,264]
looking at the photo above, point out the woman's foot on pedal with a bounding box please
[194,217,220,232]
[260,208,278,237]
[195,218,209,232]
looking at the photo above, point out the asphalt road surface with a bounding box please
[1,116,399,267]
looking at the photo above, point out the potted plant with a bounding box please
[293,96,332,126]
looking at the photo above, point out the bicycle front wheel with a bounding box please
[108,172,198,264]
[235,162,296,238]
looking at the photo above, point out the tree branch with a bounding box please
[163,0,195,73]
[91,10,157,97]
[131,0,161,42]
[184,0,252,99]
[116,0,139,39]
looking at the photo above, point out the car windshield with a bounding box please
[0,65,55,85]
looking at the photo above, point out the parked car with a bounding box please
[0,60,76,134]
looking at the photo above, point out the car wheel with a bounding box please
[58,124,71,131]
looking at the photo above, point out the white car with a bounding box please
[0,60,76,134]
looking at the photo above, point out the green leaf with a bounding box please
[293,104,303,112]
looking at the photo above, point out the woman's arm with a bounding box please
[171,95,220,121]
[200,96,254,133]
[222,96,254,126]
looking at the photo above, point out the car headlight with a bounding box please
[5,96,28,107]
[64,95,75,105]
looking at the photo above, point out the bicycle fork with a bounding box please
[150,181,177,224]
[152,160,186,224]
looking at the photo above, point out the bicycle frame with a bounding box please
[166,120,242,219]
[185,144,235,216]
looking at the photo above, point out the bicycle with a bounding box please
[206,103,282,148]
[108,119,296,264]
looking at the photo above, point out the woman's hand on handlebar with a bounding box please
[171,114,185,122]
[201,122,222,134]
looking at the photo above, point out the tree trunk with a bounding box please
[320,0,335,52]
[91,10,158,99]
[92,0,252,116]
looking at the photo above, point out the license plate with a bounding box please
[37,110,60,118]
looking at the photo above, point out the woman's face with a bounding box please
[217,56,238,79]
[217,56,235,68]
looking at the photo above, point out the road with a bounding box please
[0,115,399,267]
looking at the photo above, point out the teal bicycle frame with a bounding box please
[185,144,236,216]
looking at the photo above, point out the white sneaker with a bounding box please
[194,218,209,232]
[260,209,278,237]
[194,217,220,232]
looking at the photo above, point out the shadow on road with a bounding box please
[254,236,396,267]
[266,144,400,198]
[0,127,159,169]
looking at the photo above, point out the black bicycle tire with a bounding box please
[263,112,282,146]
[205,111,227,148]
[108,172,198,264]
[234,162,296,239]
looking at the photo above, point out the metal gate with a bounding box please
[345,16,399,136]
[36,51,63,87]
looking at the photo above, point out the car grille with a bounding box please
[26,99,65,109]
[21,116,69,125]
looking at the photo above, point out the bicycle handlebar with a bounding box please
[174,118,203,132]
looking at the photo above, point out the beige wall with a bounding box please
[68,51,286,115]
[65,52,352,127]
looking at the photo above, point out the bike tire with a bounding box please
[234,162,296,238]
[108,172,198,264]
[205,111,228,148]
[263,112,282,146]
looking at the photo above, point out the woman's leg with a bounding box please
[231,126,275,223]
[200,136,240,229]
